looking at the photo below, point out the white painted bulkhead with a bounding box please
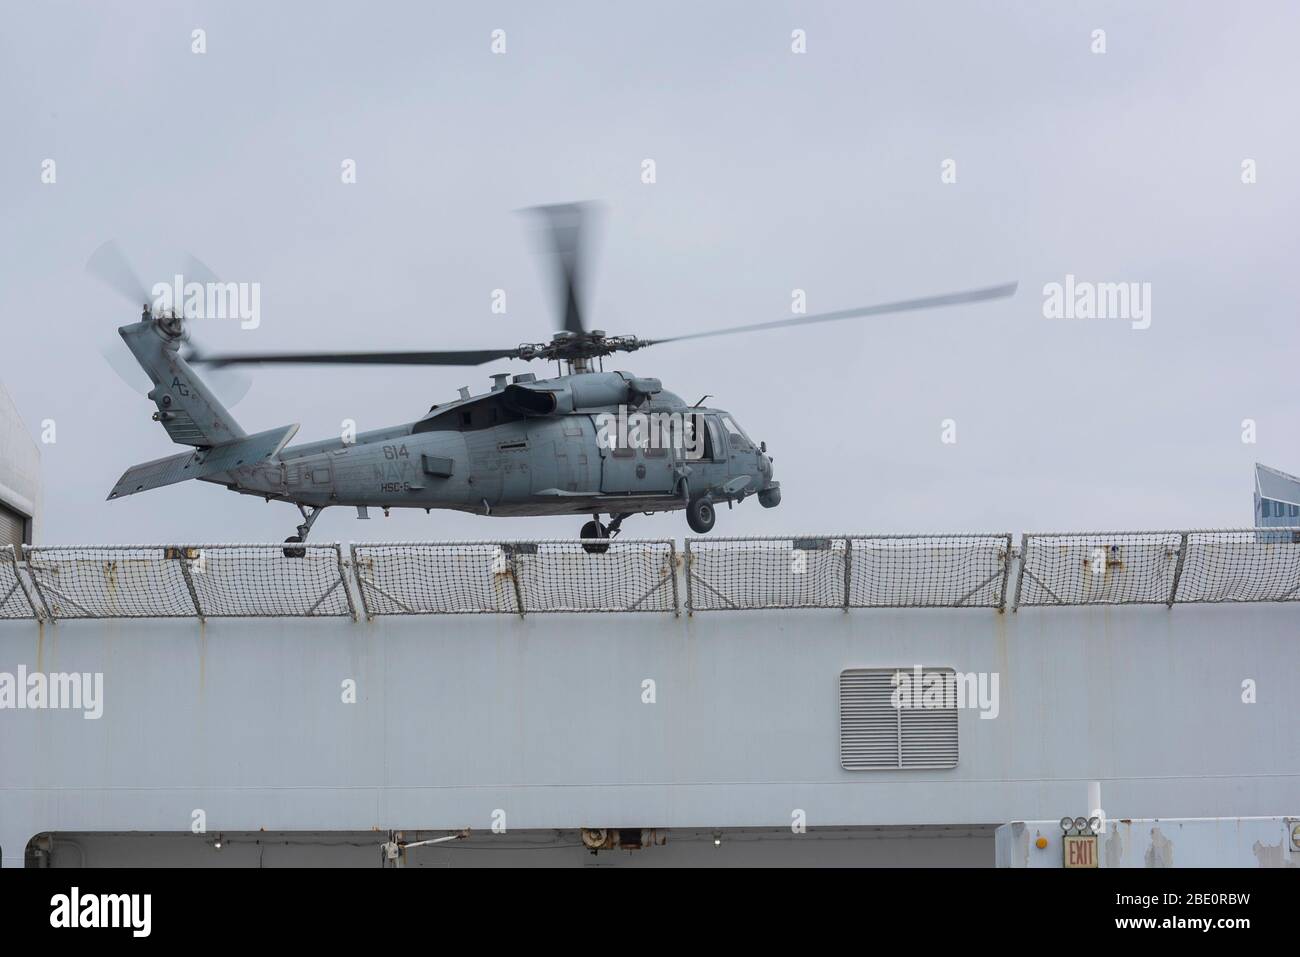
[2,600,1296,866]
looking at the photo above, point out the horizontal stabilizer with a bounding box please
[108,424,299,500]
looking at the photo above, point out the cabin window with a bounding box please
[460,411,472,427]
[605,419,648,457]
[680,414,721,461]
[705,417,725,461]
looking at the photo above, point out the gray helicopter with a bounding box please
[100,205,1016,553]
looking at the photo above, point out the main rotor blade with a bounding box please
[528,202,593,336]
[86,239,149,306]
[645,282,1019,346]
[193,348,520,368]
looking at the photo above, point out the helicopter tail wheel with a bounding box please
[686,497,716,534]
[580,519,610,555]
[282,535,307,559]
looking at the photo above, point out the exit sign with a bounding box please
[1063,834,1098,868]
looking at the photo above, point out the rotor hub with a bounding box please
[516,331,647,364]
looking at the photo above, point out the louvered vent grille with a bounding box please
[840,668,958,770]
[160,409,205,445]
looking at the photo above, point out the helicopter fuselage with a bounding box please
[207,370,780,522]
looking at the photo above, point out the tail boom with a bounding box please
[107,424,299,500]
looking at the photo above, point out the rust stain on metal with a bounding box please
[1144,826,1174,868]
[1251,838,1296,867]
[197,623,206,695]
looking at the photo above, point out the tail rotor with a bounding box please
[85,240,252,408]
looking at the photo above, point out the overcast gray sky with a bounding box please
[2,1,1298,545]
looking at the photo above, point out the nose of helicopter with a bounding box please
[758,449,780,508]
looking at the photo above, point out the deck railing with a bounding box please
[0,529,1296,621]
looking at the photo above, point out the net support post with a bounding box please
[842,537,853,611]
[4,546,43,621]
[668,541,680,617]
[1011,534,1030,612]
[349,544,374,621]
[333,545,358,621]
[508,545,526,618]
[1167,531,1189,608]
[22,547,59,623]
[684,539,694,617]
[174,549,205,620]
[997,534,1012,612]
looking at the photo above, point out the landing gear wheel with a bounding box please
[283,534,306,559]
[580,520,609,555]
[686,497,716,534]
[283,505,323,558]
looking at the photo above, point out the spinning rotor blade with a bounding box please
[86,239,150,305]
[86,241,224,311]
[644,282,1019,347]
[173,254,254,404]
[182,252,222,288]
[99,337,252,407]
[98,326,255,408]
[87,240,253,407]
[528,202,594,335]
[100,340,152,392]
[203,367,253,406]
[193,348,520,368]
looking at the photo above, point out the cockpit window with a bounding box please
[721,414,752,450]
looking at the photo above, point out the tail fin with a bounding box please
[119,314,244,446]
[110,313,300,500]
